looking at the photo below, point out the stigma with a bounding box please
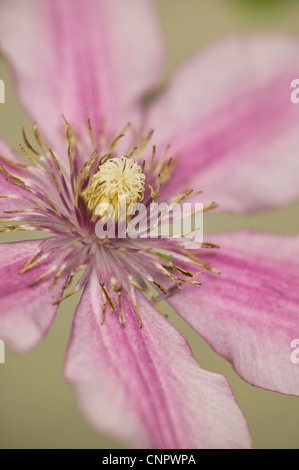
[81,156,146,221]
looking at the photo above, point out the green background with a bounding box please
[0,0,299,449]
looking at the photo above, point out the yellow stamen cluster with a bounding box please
[81,156,146,221]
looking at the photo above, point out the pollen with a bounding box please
[81,156,146,221]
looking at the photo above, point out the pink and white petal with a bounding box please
[0,240,68,353]
[169,230,299,396]
[64,269,251,449]
[147,36,299,212]
[0,138,23,165]
[0,0,165,155]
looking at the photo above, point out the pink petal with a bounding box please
[0,240,68,353]
[0,138,22,164]
[64,269,251,449]
[169,230,299,396]
[0,0,165,153]
[147,36,299,212]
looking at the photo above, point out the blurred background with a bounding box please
[0,0,299,449]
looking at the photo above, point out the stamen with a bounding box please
[53,288,79,305]
[4,209,33,214]
[65,274,75,290]
[50,265,66,287]
[183,251,221,274]
[136,129,154,160]
[109,123,131,153]
[67,143,74,173]
[171,189,194,205]
[100,283,116,312]
[129,276,145,292]
[149,174,162,204]
[87,118,97,151]
[0,154,27,169]
[19,249,43,274]
[118,290,125,325]
[30,267,55,287]
[5,178,34,193]
[101,291,107,325]
[200,242,220,249]
[0,225,35,233]
[155,144,170,175]
[63,116,78,147]
[131,288,142,328]
[44,195,61,216]
[98,153,109,166]
[33,123,49,153]
[48,148,62,175]
[128,146,138,158]
[203,202,219,212]
[81,156,146,221]
[159,265,181,291]
[19,144,43,169]
[22,127,40,157]
[148,293,168,318]
[74,152,101,207]
[172,265,193,277]
[0,164,25,183]
[147,145,156,172]
[151,280,167,295]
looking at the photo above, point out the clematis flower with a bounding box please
[0,0,299,449]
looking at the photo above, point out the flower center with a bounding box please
[81,156,146,220]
